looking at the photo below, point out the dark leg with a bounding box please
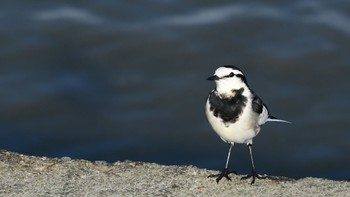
[241,144,267,184]
[208,143,236,183]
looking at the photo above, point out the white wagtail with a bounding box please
[205,65,290,184]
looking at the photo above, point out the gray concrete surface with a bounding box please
[0,150,349,196]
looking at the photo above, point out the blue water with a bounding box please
[0,1,349,180]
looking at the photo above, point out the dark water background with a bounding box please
[0,1,349,180]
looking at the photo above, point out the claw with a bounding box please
[208,168,237,183]
[241,171,267,184]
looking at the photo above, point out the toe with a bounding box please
[208,168,236,183]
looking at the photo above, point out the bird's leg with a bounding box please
[208,143,236,183]
[241,144,268,184]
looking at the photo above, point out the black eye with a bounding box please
[228,72,234,77]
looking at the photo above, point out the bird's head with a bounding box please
[207,65,248,96]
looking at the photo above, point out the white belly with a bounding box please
[205,99,260,144]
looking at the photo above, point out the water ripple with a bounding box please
[155,4,288,26]
[33,7,103,25]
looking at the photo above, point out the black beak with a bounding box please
[207,75,219,81]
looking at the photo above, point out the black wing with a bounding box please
[252,93,263,114]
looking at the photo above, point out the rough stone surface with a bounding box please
[0,150,349,196]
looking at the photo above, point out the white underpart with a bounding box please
[205,88,261,145]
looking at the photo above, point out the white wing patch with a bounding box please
[258,105,269,125]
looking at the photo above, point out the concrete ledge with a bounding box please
[0,150,349,196]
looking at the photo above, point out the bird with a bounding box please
[205,65,290,184]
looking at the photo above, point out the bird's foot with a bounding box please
[241,171,267,185]
[208,168,237,183]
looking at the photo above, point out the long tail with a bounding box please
[267,116,291,124]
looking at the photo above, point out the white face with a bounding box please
[211,66,248,96]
